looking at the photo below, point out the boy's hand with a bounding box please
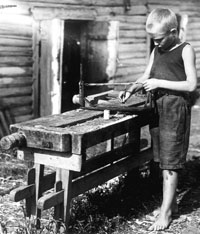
[118,91,131,103]
[142,79,158,92]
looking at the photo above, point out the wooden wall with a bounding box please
[0,6,33,124]
[0,0,200,128]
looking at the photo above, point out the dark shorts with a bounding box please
[150,94,191,170]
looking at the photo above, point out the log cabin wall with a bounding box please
[0,0,200,128]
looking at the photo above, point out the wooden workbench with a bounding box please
[1,107,153,232]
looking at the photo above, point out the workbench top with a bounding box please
[10,109,143,153]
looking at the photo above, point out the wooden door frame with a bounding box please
[32,7,96,117]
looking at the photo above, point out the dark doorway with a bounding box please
[61,21,85,112]
[61,20,118,112]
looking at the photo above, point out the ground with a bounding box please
[0,98,200,234]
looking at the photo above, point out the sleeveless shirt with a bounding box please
[150,42,189,82]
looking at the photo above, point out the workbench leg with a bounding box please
[26,168,36,217]
[56,168,73,231]
[54,181,64,221]
[35,163,44,229]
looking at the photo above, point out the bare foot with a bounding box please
[148,212,172,231]
[152,203,178,218]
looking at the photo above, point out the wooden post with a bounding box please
[26,168,36,217]
[56,168,73,230]
[35,163,44,229]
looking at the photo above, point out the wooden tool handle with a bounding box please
[0,132,26,150]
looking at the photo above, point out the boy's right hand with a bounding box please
[118,91,131,103]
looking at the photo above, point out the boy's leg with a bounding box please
[149,169,178,231]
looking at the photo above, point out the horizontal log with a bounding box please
[0,50,32,57]
[14,114,33,123]
[117,64,146,71]
[0,26,32,38]
[0,77,32,87]
[11,106,33,117]
[119,30,147,38]
[116,66,145,77]
[114,74,141,83]
[96,5,147,16]
[0,96,32,107]
[32,6,97,20]
[18,0,147,6]
[118,57,147,66]
[18,0,93,5]
[0,57,32,66]
[119,42,146,51]
[0,38,32,47]
[187,22,200,29]
[120,22,146,30]
[119,38,146,44]
[0,67,32,77]
[180,4,200,12]
[0,87,32,97]
[0,4,30,15]
[118,51,146,59]
[148,5,179,13]
[0,14,32,26]
[96,15,147,23]
[189,17,200,23]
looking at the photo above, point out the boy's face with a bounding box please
[147,23,167,46]
[147,23,178,51]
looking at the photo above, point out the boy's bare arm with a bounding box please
[119,49,155,103]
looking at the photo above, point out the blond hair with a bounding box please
[146,8,178,33]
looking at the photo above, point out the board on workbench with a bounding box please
[84,90,151,112]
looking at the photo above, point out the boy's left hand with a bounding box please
[142,79,159,92]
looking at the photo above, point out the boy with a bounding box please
[119,8,197,231]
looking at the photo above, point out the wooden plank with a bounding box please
[10,110,102,152]
[26,168,36,217]
[9,184,35,202]
[71,148,153,198]
[35,163,44,228]
[54,181,64,221]
[37,189,64,210]
[73,140,140,179]
[71,114,149,154]
[34,153,82,172]
[56,169,72,226]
